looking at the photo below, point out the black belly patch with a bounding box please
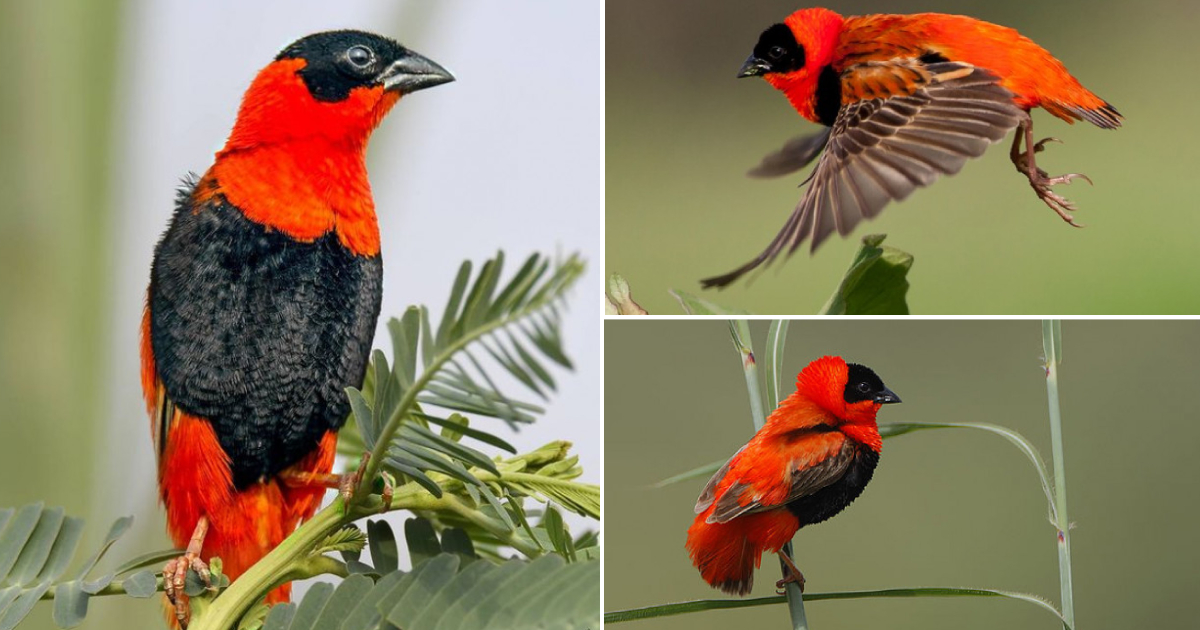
[149,186,382,489]
[785,444,879,525]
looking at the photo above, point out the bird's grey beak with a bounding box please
[738,55,771,78]
[874,388,901,405]
[380,50,455,94]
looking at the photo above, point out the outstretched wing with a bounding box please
[702,60,1024,289]
[746,128,833,178]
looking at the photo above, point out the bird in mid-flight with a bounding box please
[702,8,1121,288]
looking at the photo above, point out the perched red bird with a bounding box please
[702,8,1122,288]
[140,31,452,625]
[686,356,900,595]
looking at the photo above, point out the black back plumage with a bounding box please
[149,178,382,488]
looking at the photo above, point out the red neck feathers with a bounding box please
[199,58,401,257]
[793,355,884,452]
[765,8,845,123]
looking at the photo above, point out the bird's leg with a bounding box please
[279,452,393,510]
[163,515,211,628]
[775,550,806,595]
[1009,115,1091,227]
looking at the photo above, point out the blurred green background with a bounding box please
[607,0,1200,314]
[606,320,1200,629]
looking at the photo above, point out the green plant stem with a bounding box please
[729,319,807,630]
[776,541,808,630]
[1042,320,1074,629]
[37,576,164,601]
[188,481,443,630]
[434,494,543,557]
[356,321,471,501]
[604,587,1068,625]
[187,428,581,629]
[764,321,789,408]
[727,321,765,428]
[189,503,345,630]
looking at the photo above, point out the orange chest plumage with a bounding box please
[200,142,381,257]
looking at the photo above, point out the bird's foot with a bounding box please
[337,452,395,509]
[163,517,211,628]
[1010,132,1091,227]
[1032,136,1062,154]
[279,452,391,511]
[775,551,807,595]
[1026,168,1092,228]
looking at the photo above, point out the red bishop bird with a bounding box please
[702,8,1122,288]
[686,356,900,595]
[140,30,453,626]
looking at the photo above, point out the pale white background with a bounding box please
[95,0,601,600]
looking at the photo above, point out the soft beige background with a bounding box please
[607,0,1197,314]
[606,320,1200,629]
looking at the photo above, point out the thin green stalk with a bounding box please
[188,482,443,630]
[37,576,165,600]
[776,542,808,630]
[434,494,543,558]
[189,503,346,630]
[728,320,765,428]
[764,321,789,409]
[729,320,807,630]
[356,314,499,501]
[605,587,1068,625]
[1042,320,1074,628]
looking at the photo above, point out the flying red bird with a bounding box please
[141,31,452,626]
[686,356,900,595]
[702,8,1122,288]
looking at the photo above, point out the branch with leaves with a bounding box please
[0,251,600,630]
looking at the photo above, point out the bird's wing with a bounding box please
[747,128,833,178]
[704,431,853,524]
[142,306,177,471]
[150,382,178,469]
[702,60,1024,289]
[694,446,745,514]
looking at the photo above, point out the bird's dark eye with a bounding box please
[857,381,872,394]
[347,45,374,68]
[752,24,805,74]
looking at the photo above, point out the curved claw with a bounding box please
[1044,172,1093,187]
[775,572,806,596]
[339,452,393,513]
[339,452,371,506]
[380,471,396,511]
[1032,184,1086,227]
[774,551,807,595]
[1033,137,1063,152]
[163,553,211,628]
